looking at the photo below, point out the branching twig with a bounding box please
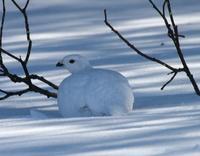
[161,72,177,90]
[104,10,178,72]
[11,0,32,84]
[0,88,30,100]
[24,0,30,10]
[0,0,10,80]
[0,0,58,100]
[1,48,21,62]
[30,74,59,90]
[150,0,200,94]
[104,0,200,95]
[104,9,183,90]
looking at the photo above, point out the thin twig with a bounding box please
[153,0,200,95]
[11,0,32,64]
[104,9,183,90]
[0,88,30,100]
[104,9,177,72]
[11,0,32,85]
[11,0,23,12]
[30,74,58,90]
[0,48,21,62]
[104,0,200,94]
[23,0,30,10]
[0,0,58,100]
[161,72,177,90]
[162,0,167,17]
[0,0,5,61]
[0,0,9,75]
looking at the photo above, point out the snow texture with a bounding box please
[57,55,134,117]
[0,0,200,155]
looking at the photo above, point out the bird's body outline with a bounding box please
[57,55,134,117]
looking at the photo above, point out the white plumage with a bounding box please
[57,55,134,117]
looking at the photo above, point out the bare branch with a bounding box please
[104,10,173,71]
[0,0,5,61]
[0,0,10,75]
[30,74,59,90]
[0,48,21,62]
[11,0,32,64]
[11,0,23,12]
[162,0,167,17]
[0,0,58,100]
[161,72,177,90]
[23,7,32,64]
[166,0,176,29]
[149,0,164,18]
[167,68,184,75]
[0,69,58,99]
[104,9,182,90]
[104,0,200,94]
[104,9,177,72]
[151,0,199,93]
[24,0,30,10]
[0,88,30,100]
[164,0,200,95]
[29,84,57,98]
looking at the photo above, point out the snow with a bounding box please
[57,54,134,117]
[0,0,200,155]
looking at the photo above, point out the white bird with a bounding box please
[56,54,134,117]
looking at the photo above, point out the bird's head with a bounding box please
[56,54,92,74]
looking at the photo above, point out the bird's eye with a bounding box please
[69,59,75,64]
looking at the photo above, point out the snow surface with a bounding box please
[0,0,200,155]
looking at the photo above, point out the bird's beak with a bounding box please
[56,61,64,67]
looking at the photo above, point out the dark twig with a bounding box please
[104,9,177,72]
[11,0,32,64]
[104,9,183,89]
[161,72,177,90]
[0,48,21,62]
[162,0,167,17]
[30,74,59,90]
[0,0,9,78]
[0,0,58,100]
[151,0,200,95]
[11,0,23,12]
[104,0,200,95]
[0,0,5,62]
[24,0,30,10]
[149,0,185,39]
[0,88,30,100]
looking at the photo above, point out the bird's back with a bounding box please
[85,69,134,116]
